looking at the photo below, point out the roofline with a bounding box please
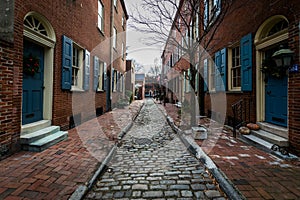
[161,0,185,58]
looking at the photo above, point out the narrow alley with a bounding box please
[85,99,227,199]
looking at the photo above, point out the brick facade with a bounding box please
[162,0,300,155]
[0,0,128,159]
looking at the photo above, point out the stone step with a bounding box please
[257,122,288,139]
[242,134,273,149]
[21,120,51,135]
[251,129,288,147]
[20,126,60,144]
[22,131,68,152]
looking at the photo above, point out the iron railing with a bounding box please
[232,98,252,137]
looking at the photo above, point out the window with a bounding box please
[195,64,199,92]
[98,61,105,91]
[98,1,104,32]
[204,0,221,29]
[195,12,200,39]
[72,44,84,90]
[229,46,241,90]
[209,57,215,91]
[114,0,117,9]
[113,27,117,49]
[122,15,125,29]
[62,35,90,91]
[184,70,191,93]
[113,70,117,92]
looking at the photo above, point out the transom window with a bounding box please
[267,19,288,37]
[24,15,48,36]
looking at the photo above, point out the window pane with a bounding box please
[231,46,241,88]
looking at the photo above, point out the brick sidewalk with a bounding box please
[0,100,143,200]
[163,102,300,200]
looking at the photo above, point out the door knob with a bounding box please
[267,91,271,95]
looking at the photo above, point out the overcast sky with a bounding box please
[125,0,165,74]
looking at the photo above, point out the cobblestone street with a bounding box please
[85,99,227,199]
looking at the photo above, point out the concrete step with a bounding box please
[251,129,289,147]
[20,126,60,144]
[22,131,68,152]
[257,122,288,139]
[21,120,51,135]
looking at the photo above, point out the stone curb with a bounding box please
[165,115,246,200]
[69,102,145,200]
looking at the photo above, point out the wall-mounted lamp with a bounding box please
[272,48,294,68]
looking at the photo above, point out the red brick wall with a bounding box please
[0,40,22,158]
[288,14,300,154]
[202,0,300,153]
[0,0,129,157]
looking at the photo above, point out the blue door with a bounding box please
[22,40,44,125]
[265,72,288,127]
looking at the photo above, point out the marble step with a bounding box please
[22,131,68,152]
[20,126,60,144]
[251,129,288,147]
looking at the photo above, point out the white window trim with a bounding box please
[98,0,104,32]
[204,0,221,29]
[71,43,84,91]
[113,27,117,49]
[228,45,242,91]
[97,61,104,92]
[113,70,117,92]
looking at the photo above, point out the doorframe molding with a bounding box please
[254,16,289,123]
[22,12,56,126]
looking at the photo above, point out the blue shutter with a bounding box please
[220,48,227,91]
[214,51,221,91]
[241,33,252,91]
[112,69,115,92]
[93,56,100,91]
[84,50,90,91]
[103,62,107,91]
[215,48,227,91]
[62,35,72,90]
[204,59,208,92]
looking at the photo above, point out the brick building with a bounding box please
[0,0,128,158]
[125,60,136,98]
[162,0,300,155]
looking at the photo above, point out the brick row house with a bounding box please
[162,0,300,155]
[0,0,128,158]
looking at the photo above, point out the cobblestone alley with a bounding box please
[84,99,227,199]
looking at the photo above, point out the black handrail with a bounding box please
[232,98,252,137]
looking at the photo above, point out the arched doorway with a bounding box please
[22,12,56,125]
[255,15,289,131]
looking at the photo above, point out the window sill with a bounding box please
[227,89,242,94]
[97,27,105,37]
[96,89,106,93]
[71,87,85,92]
